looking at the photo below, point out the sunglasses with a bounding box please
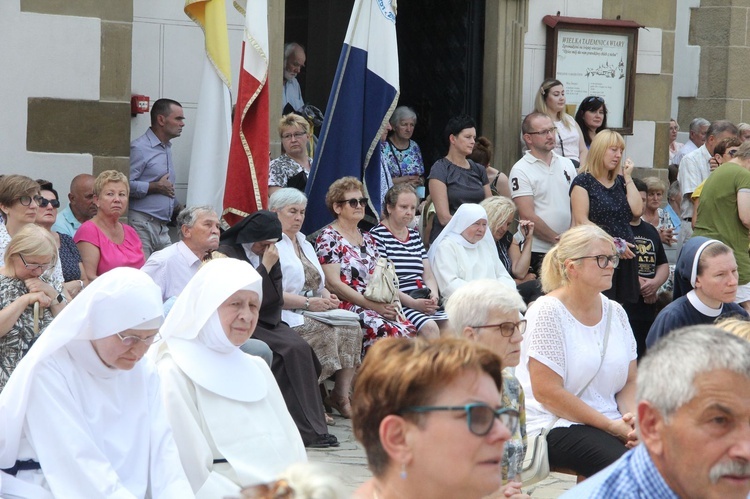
[471,320,527,337]
[35,196,60,209]
[582,96,605,105]
[573,254,620,269]
[338,197,368,208]
[728,149,739,157]
[401,403,520,437]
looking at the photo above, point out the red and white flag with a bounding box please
[223,0,269,227]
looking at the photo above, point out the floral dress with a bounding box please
[316,226,415,356]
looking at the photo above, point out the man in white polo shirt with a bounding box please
[509,112,578,274]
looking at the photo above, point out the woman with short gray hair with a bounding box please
[383,106,425,187]
[270,188,362,420]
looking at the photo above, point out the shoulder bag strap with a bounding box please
[541,301,613,434]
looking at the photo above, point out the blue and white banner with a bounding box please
[303,0,399,233]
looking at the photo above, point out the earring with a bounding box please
[400,462,407,480]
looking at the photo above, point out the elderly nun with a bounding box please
[154,258,306,498]
[0,268,192,498]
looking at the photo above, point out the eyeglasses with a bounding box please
[338,197,368,208]
[472,320,527,337]
[572,254,620,269]
[35,196,60,209]
[526,127,557,136]
[16,195,38,207]
[18,253,52,271]
[728,149,739,157]
[401,403,520,436]
[281,131,307,140]
[116,331,162,347]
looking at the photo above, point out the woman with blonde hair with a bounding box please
[714,317,750,341]
[480,196,535,283]
[516,225,638,479]
[0,224,66,390]
[352,337,517,499]
[74,170,145,279]
[534,79,587,167]
[640,176,675,246]
[571,130,642,304]
[268,114,313,195]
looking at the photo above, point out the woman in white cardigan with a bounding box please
[154,258,307,498]
[270,188,362,419]
[428,203,515,300]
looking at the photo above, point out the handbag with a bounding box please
[521,302,613,485]
[302,309,361,328]
[364,257,400,304]
[408,287,432,300]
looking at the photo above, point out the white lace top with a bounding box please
[516,294,637,435]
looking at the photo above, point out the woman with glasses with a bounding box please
[428,203,515,301]
[351,337,518,499]
[0,267,192,497]
[155,258,306,497]
[0,224,66,391]
[516,225,638,479]
[74,170,145,279]
[571,130,642,305]
[268,114,313,196]
[534,79,588,167]
[317,177,416,357]
[646,238,747,347]
[34,180,89,299]
[427,114,492,245]
[574,96,608,149]
[446,280,528,496]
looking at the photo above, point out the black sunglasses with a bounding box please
[35,196,60,209]
[582,96,605,105]
[338,197,368,208]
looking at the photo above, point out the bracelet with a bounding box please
[304,298,310,310]
[79,280,84,291]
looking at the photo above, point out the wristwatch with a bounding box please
[55,293,67,305]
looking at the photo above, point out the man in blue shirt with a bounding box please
[129,98,183,258]
[561,325,750,498]
[51,173,96,237]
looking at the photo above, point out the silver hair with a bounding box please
[667,180,681,201]
[269,187,308,211]
[689,117,710,132]
[637,325,750,420]
[445,279,526,335]
[176,205,216,239]
[388,106,417,128]
[284,42,304,60]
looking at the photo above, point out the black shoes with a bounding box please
[306,433,340,448]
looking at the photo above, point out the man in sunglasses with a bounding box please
[562,326,750,499]
[51,174,96,238]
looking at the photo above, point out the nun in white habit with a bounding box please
[0,267,193,499]
[428,203,516,299]
[154,258,307,498]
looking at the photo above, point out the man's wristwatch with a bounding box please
[55,293,67,305]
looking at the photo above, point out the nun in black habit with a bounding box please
[218,210,338,448]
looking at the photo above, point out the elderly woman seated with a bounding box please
[269,188,362,419]
[351,337,518,499]
[0,268,192,497]
[155,258,307,497]
[428,203,515,300]
[218,211,338,448]
[316,177,415,356]
[446,280,528,495]
[0,224,67,390]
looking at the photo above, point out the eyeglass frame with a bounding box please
[35,195,60,209]
[18,253,52,272]
[115,331,162,347]
[572,254,620,269]
[15,195,39,207]
[400,403,520,437]
[525,127,558,136]
[337,197,368,208]
[280,131,308,140]
[471,320,527,337]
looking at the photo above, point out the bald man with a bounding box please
[52,174,97,237]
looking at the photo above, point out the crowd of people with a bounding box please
[2,78,750,499]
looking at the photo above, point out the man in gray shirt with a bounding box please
[129,98,184,258]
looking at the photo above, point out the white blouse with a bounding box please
[277,232,326,327]
[516,294,637,435]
